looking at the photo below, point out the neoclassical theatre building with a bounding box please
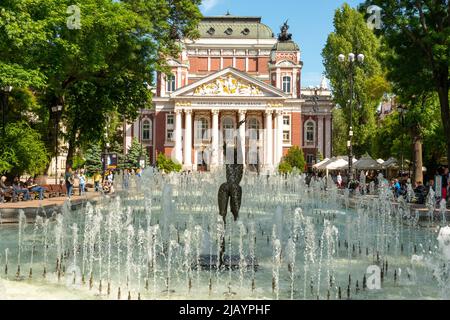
[123,15,334,172]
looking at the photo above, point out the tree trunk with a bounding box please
[66,139,75,170]
[413,136,423,185]
[437,86,450,167]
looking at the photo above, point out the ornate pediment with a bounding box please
[193,75,265,97]
[171,68,287,98]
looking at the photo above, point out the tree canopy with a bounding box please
[322,3,390,156]
[361,0,450,165]
[0,0,202,175]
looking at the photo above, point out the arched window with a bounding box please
[195,117,210,142]
[222,117,235,143]
[142,119,152,141]
[305,120,315,146]
[282,75,292,93]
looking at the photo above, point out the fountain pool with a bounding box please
[0,170,449,300]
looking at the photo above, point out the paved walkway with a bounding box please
[0,191,104,223]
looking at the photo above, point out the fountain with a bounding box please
[0,169,448,299]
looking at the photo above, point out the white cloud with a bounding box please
[201,0,220,13]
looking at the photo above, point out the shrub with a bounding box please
[156,153,181,173]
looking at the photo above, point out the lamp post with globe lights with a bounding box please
[338,52,364,182]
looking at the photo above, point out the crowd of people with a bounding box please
[306,165,450,207]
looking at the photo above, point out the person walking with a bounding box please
[65,167,75,199]
[123,169,130,190]
[93,171,102,192]
[441,167,448,202]
[337,172,342,188]
[78,171,86,196]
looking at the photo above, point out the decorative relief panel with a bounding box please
[193,75,264,96]
[276,52,298,62]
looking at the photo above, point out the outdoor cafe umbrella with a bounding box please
[353,155,383,170]
[312,158,330,169]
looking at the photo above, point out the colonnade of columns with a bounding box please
[173,108,285,171]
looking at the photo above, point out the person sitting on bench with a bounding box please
[0,176,12,203]
[12,177,31,201]
[26,177,46,201]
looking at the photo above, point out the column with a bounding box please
[275,110,284,165]
[183,109,192,169]
[211,109,219,167]
[317,115,324,157]
[238,110,246,166]
[174,109,183,164]
[326,116,332,158]
[265,110,273,169]
[133,119,140,143]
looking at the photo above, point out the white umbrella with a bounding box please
[313,158,330,169]
[354,155,383,170]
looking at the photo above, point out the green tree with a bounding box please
[278,146,306,174]
[362,0,450,166]
[126,138,149,168]
[332,107,348,156]
[0,122,48,177]
[372,94,445,182]
[84,144,103,175]
[1,0,202,167]
[322,3,389,156]
[278,161,293,174]
[156,153,181,173]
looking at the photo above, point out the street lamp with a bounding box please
[52,105,63,184]
[338,52,364,182]
[2,86,13,137]
[397,105,408,175]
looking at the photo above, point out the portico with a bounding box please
[173,103,287,172]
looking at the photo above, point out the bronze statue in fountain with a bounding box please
[218,118,246,225]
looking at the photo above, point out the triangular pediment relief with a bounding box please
[171,68,287,98]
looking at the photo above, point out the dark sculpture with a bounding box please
[218,119,246,225]
[278,20,292,42]
[217,118,246,267]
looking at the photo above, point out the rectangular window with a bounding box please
[166,129,174,142]
[283,115,291,144]
[166,114,174,143]
[166,75,176,92]
[306,154,315,165]
[282,75,292,93]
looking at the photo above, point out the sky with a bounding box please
[200,0,362,87]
